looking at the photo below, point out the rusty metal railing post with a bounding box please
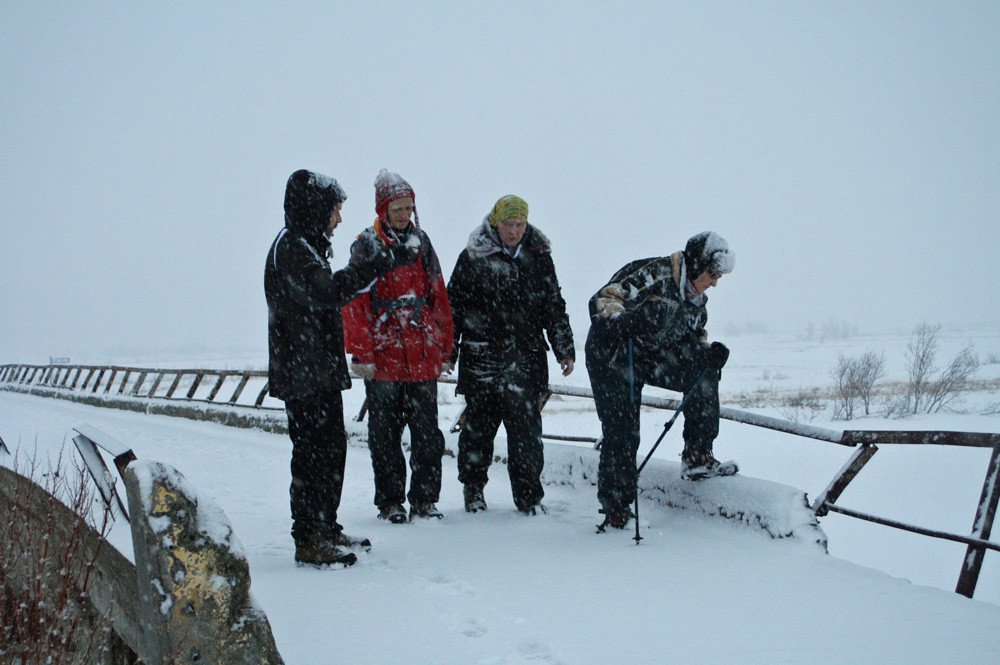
[811,444,879,516]
[956,445,1000,598]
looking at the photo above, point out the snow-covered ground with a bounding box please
[2,325,1000,663]
[0,333,997,663]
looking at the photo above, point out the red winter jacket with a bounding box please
[343,220,453,382]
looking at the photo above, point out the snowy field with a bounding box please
[3,323,1000,663]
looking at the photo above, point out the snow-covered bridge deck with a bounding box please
[2,391,998,664]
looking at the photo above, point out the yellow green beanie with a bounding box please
[487,195,529,228]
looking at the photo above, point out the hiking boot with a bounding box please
[680,450,739,481]
[332,530,372,551]
[295,539,357,568]
[409,502,444,520]
[464,485,487,513]
[517,502,548,516]
[378,503,408,524]
[598,508,633,530]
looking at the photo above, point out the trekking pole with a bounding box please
[633,368,707,544]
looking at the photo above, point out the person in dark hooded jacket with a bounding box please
[585,231,736,531]
[265,169,415,567]
[447,195,575,515]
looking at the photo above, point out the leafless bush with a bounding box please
[777,389,827,423]
[905,322,939,414]
[0,448,116,665]
[894,323,980,415]
[924,345,980,413]
[830,350,886,420]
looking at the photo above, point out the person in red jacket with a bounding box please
[343,170,454,523]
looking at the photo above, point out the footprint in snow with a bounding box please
[516,642,564,663]
[454,617,488,638]
[424,573,475,597]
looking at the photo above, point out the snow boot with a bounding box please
[409,502,444,520]
[518,502,548,516]
[680,450,739,481]
[333,530,372,551]
[464,485,487,513]
[596,507,634,532]
[295,539,357,568]
[378,503,408,524]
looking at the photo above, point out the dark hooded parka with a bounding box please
[447,197,575,511]
[265,169,405,546]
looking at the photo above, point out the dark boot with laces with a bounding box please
[680,449,739,481]
[295,538,357,568]
[332,530,372,551]
[409,502,444,520]
[518,502,548,516]
[378,503,408,524]
[464,485,487,513]
[597,507,634,531]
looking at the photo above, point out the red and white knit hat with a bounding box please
[374,169,415,220]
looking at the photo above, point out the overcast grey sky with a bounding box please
[2,2,997,364]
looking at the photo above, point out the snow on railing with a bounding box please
[2,361,998,599]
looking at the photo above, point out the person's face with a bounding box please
[691,270,721,295]
[498,217,527,248]
[326,203,343,236]
[386,197,415,230]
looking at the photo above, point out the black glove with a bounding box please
[703,341,730,370]
[368,243,418,276]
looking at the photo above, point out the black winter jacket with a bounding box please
[265,170,393,400]
[586,252,709,387]
[447,221,575,396]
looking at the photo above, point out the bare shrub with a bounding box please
[0,449,116,665]
[831,354,858,420]
[895,323,980,415]
[777,389,827,423]
[905,322,940,414]
[830,350,885,420]
[854,351,886,416]
[925,345,979,413]
[882,393,913,419]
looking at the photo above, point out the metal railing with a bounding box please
[0,362,276,409]
[3,361,998,600]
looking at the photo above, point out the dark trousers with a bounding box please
[586,334,720,514]
[366,379,445,508]
[285,390,347,546]
[457,389,545,511]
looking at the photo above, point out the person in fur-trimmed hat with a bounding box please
[585,231,737,531]
[265,169,416,567]
[447,195,575,515]
[342,170,454,524]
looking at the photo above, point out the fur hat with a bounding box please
[374,169,415,220]
[684,231,735,279]
[487,194,529,228]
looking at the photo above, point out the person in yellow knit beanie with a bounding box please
[447,194,575,515]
